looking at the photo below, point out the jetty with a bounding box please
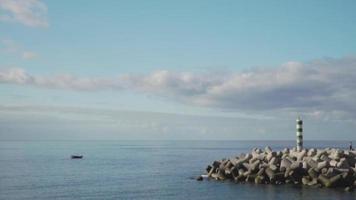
[198,118,356,191]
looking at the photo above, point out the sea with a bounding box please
[0,140,355,200]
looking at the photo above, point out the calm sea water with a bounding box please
[0,140,355,200]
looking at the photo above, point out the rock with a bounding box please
[276,151,282,157]
[269,164,278,171]
[243,170,251,177]
[325,168,337,178]
[337,158,350,168]
[269,157,278,165]
[231,166,239,178]
[318,174,332,188]
[280,158,292,171]
[307,159,318,169]
[290,161,302,170]
[224,161,233,169]
[255,175,264,184]
[207,166,216,177]
[238,169,245,176]
[203,147,356,190]
[224,168,232,177]
[255,148,262,154]
[302,176,310,185]
[229,158,239,166]
[344,186,353,192]
[316,160,329,172]
[308,168,319,179]
[266,152,276,161]
[321,168,328,175]
[211,173,219,180]
[307,178,318,186]
[282,148,290,154]
[318,174,342,188]
[297,149,307,161]
[257,167,265,176]
[307,148,316,157]
[242,162,250,170]
[206,165,212,173]
[265,167,275,182]
[217,169,226,180]
[329,160,338,167]
[265,146,272,154]
[245,174,256,182]
[315,150,327,160]
[302,161,308,169]
[250,160,261,172]
[212,161,221,168]
[320,154,331,162]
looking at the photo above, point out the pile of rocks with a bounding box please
[199,147,356,191]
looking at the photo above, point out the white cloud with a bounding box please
[22,51,38,59]
[1,39,39,60]
[1,56,356,120]
[0,68,122,90]
[0,0,48,27]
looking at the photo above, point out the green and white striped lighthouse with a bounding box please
[296,117,303,151]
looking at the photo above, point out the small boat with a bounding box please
[71,155,83,159]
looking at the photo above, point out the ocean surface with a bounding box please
[0,140,355,200]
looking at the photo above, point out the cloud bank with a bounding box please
[1,56,356,120]
[0,0,48,27]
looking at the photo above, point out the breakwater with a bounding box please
[199,147,356,191]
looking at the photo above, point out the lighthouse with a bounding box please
[296,117,303,151]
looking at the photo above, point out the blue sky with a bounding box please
[1,0,356,140]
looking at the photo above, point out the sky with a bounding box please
[1,0,356,140]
